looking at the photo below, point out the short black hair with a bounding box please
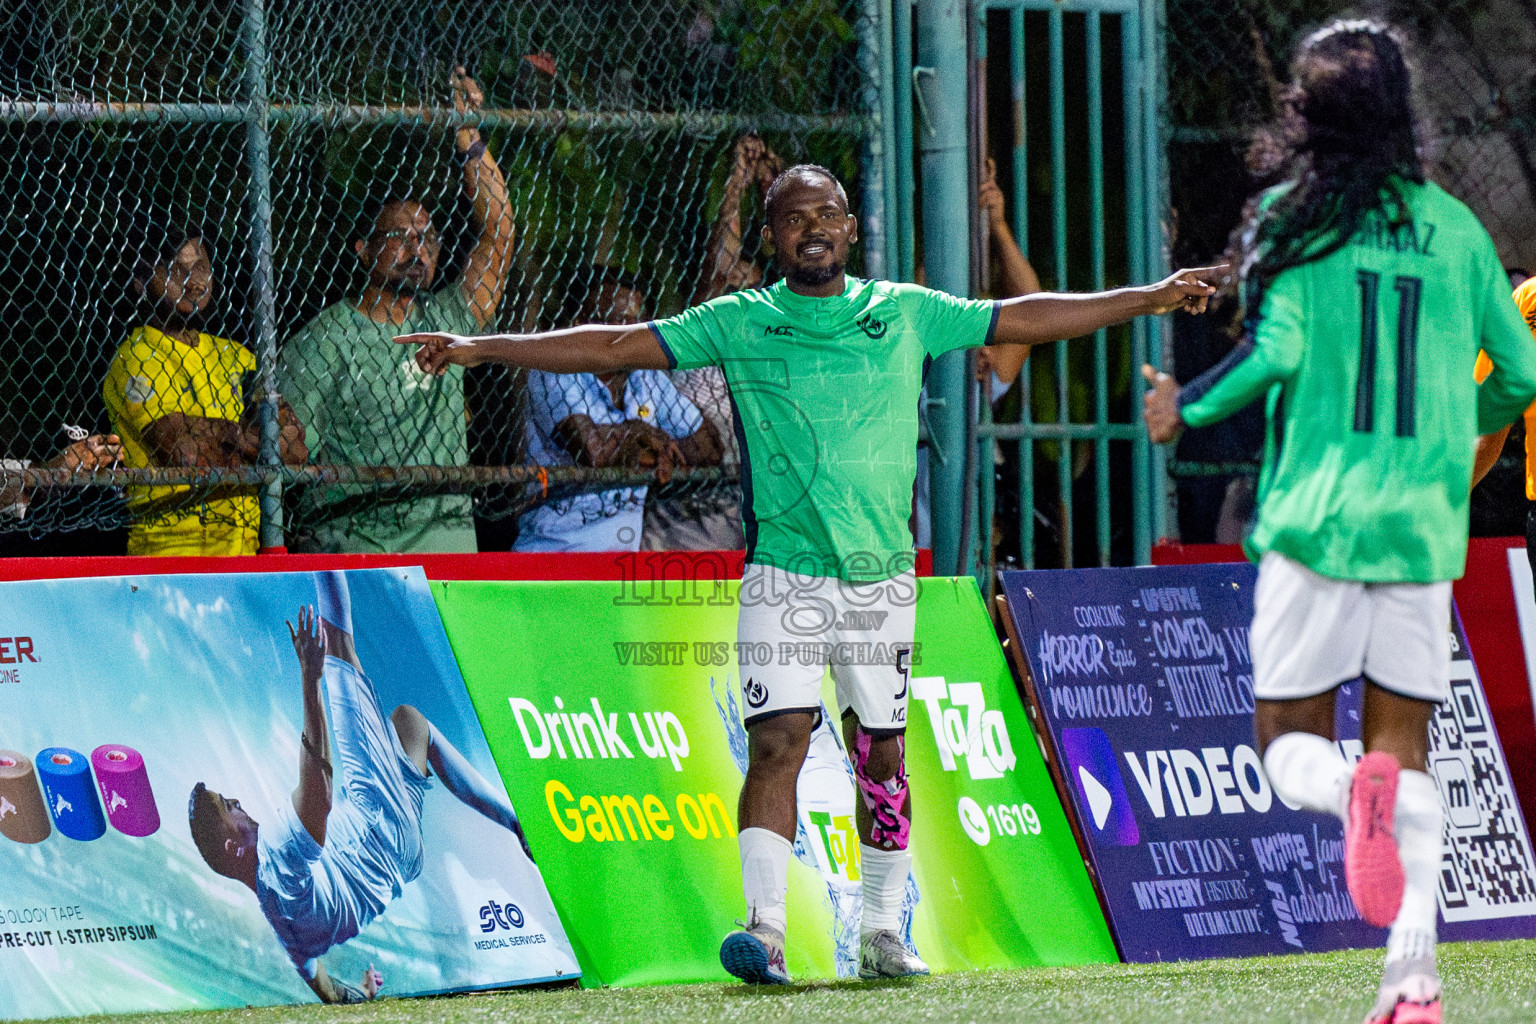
[187,782,223,866]
[355,193,433,243]
[763,164,848,223]
[125,208,214,284]
[556,264,653,327]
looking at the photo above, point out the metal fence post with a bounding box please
[917,0,972,575]
[858,0,891,280]
[243,0,283,550]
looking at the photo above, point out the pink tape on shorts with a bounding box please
[852,729,910,850]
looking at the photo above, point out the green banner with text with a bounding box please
[432,576,1115,986]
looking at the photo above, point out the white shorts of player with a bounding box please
[736,563,917,735]
[1251,551,1452,703]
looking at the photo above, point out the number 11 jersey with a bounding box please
[1179,179,1536,583]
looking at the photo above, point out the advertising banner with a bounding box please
[0,568,578,1021]
[433,575,1116,987]
[1001,564,1536,962]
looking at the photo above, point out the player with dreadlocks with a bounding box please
[1142,21,1536,1024]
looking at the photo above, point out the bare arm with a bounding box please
[981,158,1041,300]
[238,401,309,466]
[676,417,724,467]
[553,414,683,485]
[396,323,670,376]
[977,157,1039,386]
[1473,425,1512,489]
[450,67,515,328]
[286,606,331,847]
[143,413,245,468]
[991,266,1221,348]
[692,136,772,305]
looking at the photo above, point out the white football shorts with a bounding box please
[736,563,916,735]
[1250,551,1451,703]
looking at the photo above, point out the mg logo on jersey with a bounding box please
[911,676,1015,780]
[855,314,887,339]
[743,677,769,709]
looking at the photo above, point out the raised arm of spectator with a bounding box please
[982,158,1040,300]
[692,135,775,305]
[451,66,515,328]
[977,157,1041,387]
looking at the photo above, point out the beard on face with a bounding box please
[783,255,845,288]
[380,259,428,296]
[153,292,211,331]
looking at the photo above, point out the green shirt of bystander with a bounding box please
[277,285,478,553]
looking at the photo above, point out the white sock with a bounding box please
[1263,731,1349,817]
[738,827,791,935]
[1386,769,1442,965]
[859,844,911,936]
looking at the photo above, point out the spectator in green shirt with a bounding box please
[278,67,514,553]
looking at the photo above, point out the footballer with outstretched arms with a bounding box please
[1142,21,1536,1024]
[398,165,1218,984]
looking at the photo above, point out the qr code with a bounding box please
[1430,648,1536,922]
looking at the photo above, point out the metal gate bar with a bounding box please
[967,0,1162,581]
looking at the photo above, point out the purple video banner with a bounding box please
[1001,564,1536,962]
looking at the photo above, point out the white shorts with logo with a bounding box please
[1251,551,1452,703]
[736,564,916,735]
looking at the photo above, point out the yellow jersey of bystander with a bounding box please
[102,325,260,556]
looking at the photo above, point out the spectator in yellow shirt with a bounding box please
[103,215,306,555]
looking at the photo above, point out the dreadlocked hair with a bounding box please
[1236,20,1424,325]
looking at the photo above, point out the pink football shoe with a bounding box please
[1345,751,1406,928]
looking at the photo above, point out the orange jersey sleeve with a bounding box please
[1511,279,1536,499]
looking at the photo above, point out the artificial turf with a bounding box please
[33,939,1536,1024]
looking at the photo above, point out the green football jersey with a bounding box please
[650,277,999,581]
[1181,180,1536,583]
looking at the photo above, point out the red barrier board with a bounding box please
[0,549,933,583]
[1152,537,1536,822]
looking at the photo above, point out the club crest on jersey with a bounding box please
[743,676,769,708]
[855,314,887,339]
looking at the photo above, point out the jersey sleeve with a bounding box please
[1179,273,1307,429]
[256,801,322,904]
[894,284,1001,358]
[648,294,741,370]
[1474,248,1536,434]
[102,338,184,438]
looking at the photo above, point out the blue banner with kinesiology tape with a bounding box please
[0,568,577,1021]
[1001,564,1536,963]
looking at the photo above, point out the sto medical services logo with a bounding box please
[1060,726,1141,847]
[743,677,769,709]
[479,899,524,932]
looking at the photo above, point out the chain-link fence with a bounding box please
[1163,0,1536,542]
[0,0,883,555]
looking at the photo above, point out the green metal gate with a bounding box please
[938,0,1167,580]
